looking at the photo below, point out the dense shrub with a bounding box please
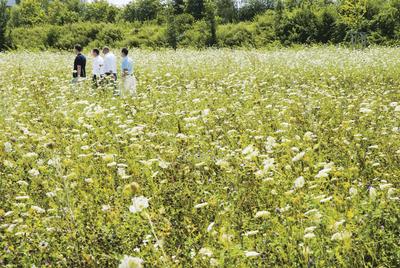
[238,0,274,21]
[317,6,339,43]
[83,0,119,23]
[180,20,210,48]
[97,27,125,47]
[10,23,105,49]
[10,27,49,49]
[122,24,167,48]
[253,10,276,47]
[217,23,256,48]
[289,8,320,44]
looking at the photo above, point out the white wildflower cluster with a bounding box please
[118,255,144,268]
[129,196,149,214]
[242,144,259,160]
[315,162,334,178]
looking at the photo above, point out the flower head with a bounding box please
[4,142,12,153]
[194,202,208,209]
[118,255,143,268]
[31,206,46,214]
[303,232,316,239]
[129,196,149,213]
[331,231,351,241]
[292,151,305,162]
[244,251,260,257]
[294,176,305,189]
[255,210,270,218]
[199,247,213,257]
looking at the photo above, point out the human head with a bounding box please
[102,46,110,55]
[74,44,83,55]
[92,48,100,57]
[121,48,128,57]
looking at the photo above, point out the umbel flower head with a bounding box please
[294,176,305,189]
[118,255,143,268]
[244,251,260,257]
[4,142,12,153]
[129,196,149,213]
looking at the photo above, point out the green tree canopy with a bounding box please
[8,0,46,27]
[0,0,9,50]
[186,0,205,20]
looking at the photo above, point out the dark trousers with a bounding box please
[92,75,102,87]
[105,72,117,81]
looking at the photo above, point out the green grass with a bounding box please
[0,48,399,267]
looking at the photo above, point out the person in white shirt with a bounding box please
[91,48,104,87]
[102,46,117,81]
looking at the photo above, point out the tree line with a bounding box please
[2,0,400,50]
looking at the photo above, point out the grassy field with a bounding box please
[0,48,399,267]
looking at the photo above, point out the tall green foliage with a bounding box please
[205,0,218,46]
[47,0,77,25]
[84,0,119,23]
[186,0,205,20]
[166,4,178,49]
[216,0,237,23]
[238,0,274,21]
[0,0,9,50]
[121,0,161,22]
[339,0,367,31]
[173,0,185,14]
[8,0,46,27]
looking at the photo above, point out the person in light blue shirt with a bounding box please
[121,48,133,76]
[120,48,137,97]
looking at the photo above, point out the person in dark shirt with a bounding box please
[72,44,86,82]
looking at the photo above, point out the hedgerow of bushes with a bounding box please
[6,1,400,50]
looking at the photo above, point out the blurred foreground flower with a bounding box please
[194,202,208,209]
[349,187,358,197]
[4,142,12,153]
[28,169,40,177]
[369,187,377,200]
[207,222,215,232]
[255,210,270,218]
[303,233,316,239]
[199,247,213,257]
[31,206,45,214]
[102,154,115,162]
[102,205,111,212]
[294,176,305,189]
[118,255,143,268]
[315,166,332,178]
[331,231,351,241]
[129,196,149,213]
[244,251,260,257]
[292,151,305,162]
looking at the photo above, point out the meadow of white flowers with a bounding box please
[0,48,399,267]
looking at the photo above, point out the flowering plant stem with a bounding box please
[143,212,169,265]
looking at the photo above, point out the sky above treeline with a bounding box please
[98,0,131,6]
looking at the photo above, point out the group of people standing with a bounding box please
[72,44,136,97]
